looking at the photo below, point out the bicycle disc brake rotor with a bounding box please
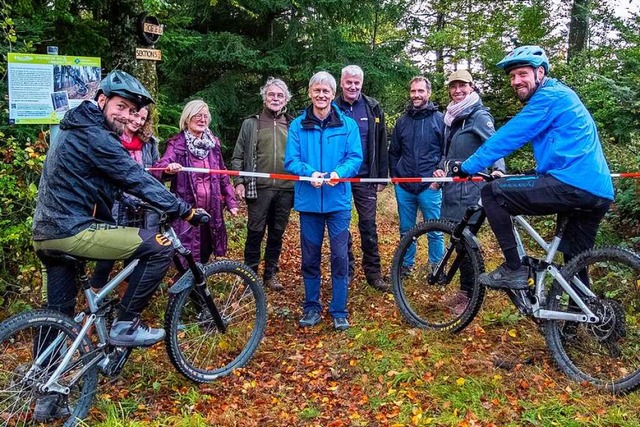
[586,299,626,343]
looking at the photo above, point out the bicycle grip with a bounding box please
[184,208,210,225]
[450,162,469,178]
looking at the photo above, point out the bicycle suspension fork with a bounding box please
[433,205,484,285]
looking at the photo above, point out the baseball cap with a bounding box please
[446,69,473,85]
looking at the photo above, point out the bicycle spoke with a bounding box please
[165,261,266,382]
[546,247,640,393]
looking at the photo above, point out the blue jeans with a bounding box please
[394,185,444,267]
[299,210,351,319]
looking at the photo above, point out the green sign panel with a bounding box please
[8,53,101,124]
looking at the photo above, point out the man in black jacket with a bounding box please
[33,71,203,352]
[336,65,390,291]
[388,76,445,277]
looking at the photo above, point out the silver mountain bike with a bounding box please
[391,173,640,393]
[0,206,267,426]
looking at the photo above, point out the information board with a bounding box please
[8,53,101,124]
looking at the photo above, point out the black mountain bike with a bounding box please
[0,207,267,426]
[391,173,640,393]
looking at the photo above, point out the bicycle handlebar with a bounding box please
[136,203,211,226]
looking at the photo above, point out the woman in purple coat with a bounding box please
[153,100,238,268]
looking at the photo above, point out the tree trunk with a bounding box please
[435,11,445,75]
[567,0,590,62]
[104,0,157,100]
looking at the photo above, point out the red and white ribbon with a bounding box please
[146,167,485,183]
[148,167,640,183]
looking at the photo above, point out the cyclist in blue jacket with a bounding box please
[457,45,614,290]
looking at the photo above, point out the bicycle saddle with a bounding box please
[35,249,93,264]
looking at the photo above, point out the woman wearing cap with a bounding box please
[433,69,505,315]
[153,100,239,271]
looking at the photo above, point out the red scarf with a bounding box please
[120,134,144,151]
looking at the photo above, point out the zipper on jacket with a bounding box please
[320,125,324,212]
[273,118,277,187]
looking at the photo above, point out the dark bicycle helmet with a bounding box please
[496,45,550,74]
[96,70,154,108]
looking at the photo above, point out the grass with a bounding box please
[9,188,640,426]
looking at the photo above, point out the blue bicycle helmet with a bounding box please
[96,70,154,108]
[496,45,550,74]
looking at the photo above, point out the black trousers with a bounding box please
[347,183,383,282]
[244,189,293,280]
[481,175,611,267]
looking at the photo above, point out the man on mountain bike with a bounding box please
[33,70,206,352]
[455,45,614,290]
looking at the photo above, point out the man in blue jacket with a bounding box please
[457,46,613,290]
[285,71,363,331]
[388,76,445,276]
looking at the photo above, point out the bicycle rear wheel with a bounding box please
[0,309,98,426]
[165,260,267,383]
[545,247,640,393]
[391,220,485,333]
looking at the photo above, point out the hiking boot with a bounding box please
[33,393,71,422]
[264,277,284,292]
[478,263,528,290]
[368,277,391,292]
[109,318,165,347]
[444,291,470,316]
[333,317,350,331]
[299,310,321,327]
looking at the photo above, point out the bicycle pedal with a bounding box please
[100,347,131,377]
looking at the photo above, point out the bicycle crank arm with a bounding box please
[534,309,597,323]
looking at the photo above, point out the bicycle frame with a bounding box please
[37,218,227,395]
[511,215,600,323]
[436,199,602,325]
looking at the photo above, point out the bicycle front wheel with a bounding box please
[165,260,267,383]
[391,219,485,333]
[0,309,98,427]
[545,247,640,393]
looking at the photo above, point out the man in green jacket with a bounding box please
[231,77,294,291]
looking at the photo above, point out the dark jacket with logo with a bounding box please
[388,101,444,194]
[335,93,388,179]
[33,101,190,241]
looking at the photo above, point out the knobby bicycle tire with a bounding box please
[164,260,267,383]
[545,246,640,393]
[0,309,98,426]
[391,219,485,333]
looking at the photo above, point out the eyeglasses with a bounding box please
[267,92,286,100]
[191,113,210,121]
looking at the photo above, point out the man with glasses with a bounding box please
[232,77,294,291]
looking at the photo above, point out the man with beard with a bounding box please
[388,76,445,277]
[454,45,613,290]
[232,77,294,291]
[33,70,206,355]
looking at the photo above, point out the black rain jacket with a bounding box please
[33,101,190,240]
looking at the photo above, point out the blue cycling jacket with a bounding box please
[462,78,614,200]
[285,104,363,213]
